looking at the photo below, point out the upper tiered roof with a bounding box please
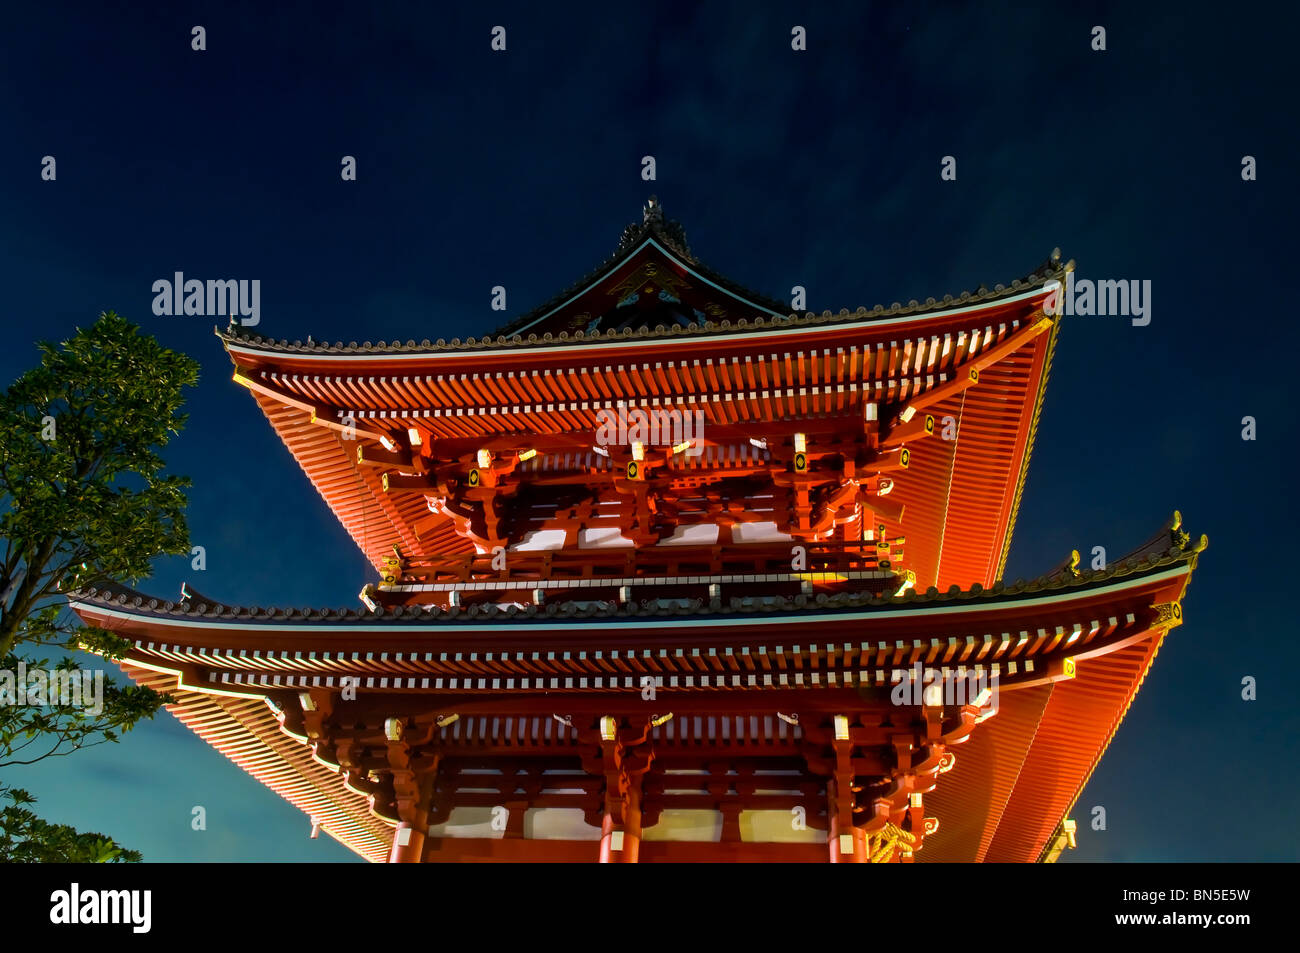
[491,196,792,340]
[220,197,1068,357]
[218,201,1069,594]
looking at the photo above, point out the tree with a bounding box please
[0,311,199,860]
[0,784,141,862]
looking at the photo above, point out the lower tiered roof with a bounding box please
[71,520,1204,863]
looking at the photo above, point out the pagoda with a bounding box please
[72,199,1204,863]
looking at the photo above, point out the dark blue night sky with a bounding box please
[1,1,1295,862]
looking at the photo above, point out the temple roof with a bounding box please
[487,196,791,339]
[218,293,1064,591]
[69,519,1203,865]
[218,198,1068,357]
[71,517,1202,627]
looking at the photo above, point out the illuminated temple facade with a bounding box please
[72,200,1204,862]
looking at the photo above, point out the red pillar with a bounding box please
[826,778,867,863]
[827,820,868,862]
[384,728,436,864]
[622,789,642,864]
[388,821,426,863]
[598,811,618,863]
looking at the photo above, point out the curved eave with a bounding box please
[986,631,1168,862]
[69,535,1200,635]
[994,311,1061,580]
[247,391,468,571]
[120,662,390,862]
[218,267,1066,365]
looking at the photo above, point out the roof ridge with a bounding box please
[217,198,1069,356]
[218,258,1067,358]
[68,520,1202,625]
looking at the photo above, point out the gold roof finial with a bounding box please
[643,195,664,227]
[1168,510,1189,549]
